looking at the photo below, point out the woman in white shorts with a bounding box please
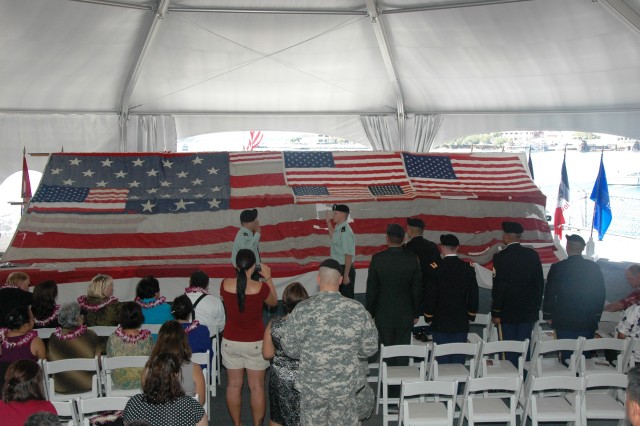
[221,249,277,426]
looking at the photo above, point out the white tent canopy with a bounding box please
[1,0,640,182]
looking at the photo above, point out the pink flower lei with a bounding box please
[135,296,166,309]
[0,330,37,349]
[54,325,88,341]
[34,304,60,327]
[184,320,200,334]
[77,295,118,311]
[185,287,209,295]
[115,326,151,344]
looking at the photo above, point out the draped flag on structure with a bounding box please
[527,147,535,181]
[590,152,612,241]
[553,152,570,238]
[1,151,557,284]
[21,148,32,215]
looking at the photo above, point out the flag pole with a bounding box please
[586,147,604,257]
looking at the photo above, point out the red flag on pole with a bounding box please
[553,150,570,238]
[21,147,32,215]
[244,131,263,151]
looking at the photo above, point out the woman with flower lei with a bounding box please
[32,280,60,329]
[135,275,173,324]
[47,302,100,395]
[171,295,211,357]
[78,274,120,327]
[106,302,154,390]
[0,306,46,363]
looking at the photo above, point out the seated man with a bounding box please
[604,264,640,312]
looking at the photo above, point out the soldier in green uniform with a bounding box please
[231,208,261,268]
[281,259,378,426]
[325,204,356,298]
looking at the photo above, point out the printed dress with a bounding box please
[269,316,300,426]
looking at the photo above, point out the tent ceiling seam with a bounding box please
[66,0,151,10]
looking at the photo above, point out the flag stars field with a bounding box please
[69,158,81,166]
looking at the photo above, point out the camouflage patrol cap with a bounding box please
[319,258,344,275]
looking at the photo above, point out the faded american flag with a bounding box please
[2,151,556,284]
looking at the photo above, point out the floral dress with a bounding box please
[106,331,154,390]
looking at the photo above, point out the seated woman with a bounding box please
[78,274,120,326]
[124,352,207,426]
[47,302,100,395]
[172,295,211,356]
[263,282,308,426]
[144,321,206,405]
[31,280,60,329]
[0,360,57,424]
[136,276,173,325]
[106,302,154,390]
[0,306,46,363]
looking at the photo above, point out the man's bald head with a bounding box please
[317,259,343,291]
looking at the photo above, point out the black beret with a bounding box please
[440,234,460,247]
[386,223,405,237]
[332,204,350,214]
[319,258,344,275]
[240,209,258,223]
[566,234,586,246]
[502,221,524,234]
[407,217,425,229]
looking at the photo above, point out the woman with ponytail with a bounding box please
[220,249,277,426]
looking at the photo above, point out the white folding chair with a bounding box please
[525,337,583,379]
[77,396,129,426]
[596,310,623,338]
[140,323,162,334]
[211,331,221,388]
[43,357,101,401]
[529,311,554,356]
[399,380,457,426]
[89,326,118,337]
[579,337,631,375]
[101,355,149,397]
[522,375,584,426]
[468,314,494,342]
[428,342,480,383]
[458,376,521,426]
[627,337,640,372]
[51,399,79,426]
[36,327,57,339]
[376,344,428,426]
[477,339,528,378]
[191,350,211,417]
[582,373,627,425]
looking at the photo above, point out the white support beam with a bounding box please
[118,0,171,149]
[596,0,640,37]
[365,0,406,149]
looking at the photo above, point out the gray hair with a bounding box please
[24,411,61,426]
[629,366,640,404]
[57,302,82,328]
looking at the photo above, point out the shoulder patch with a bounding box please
[341,227,346,233]
[430,262,438,269]
[243,232,249,236]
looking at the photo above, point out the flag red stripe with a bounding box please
[230,173,286,187]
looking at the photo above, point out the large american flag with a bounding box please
[1,151,556,284]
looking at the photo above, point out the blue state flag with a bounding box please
[590,154,612,241]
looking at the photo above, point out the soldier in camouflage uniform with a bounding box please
[281,259,378,426]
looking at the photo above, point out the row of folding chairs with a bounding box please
[53,396,129,426]
[41,351,211,417]
[398,372,627,426]
[36,324,221,393]
[375,336,632,425]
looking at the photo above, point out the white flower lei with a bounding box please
[54,325,88,341]
[34,304,60,327]
[77,295,118,311]
[135,296,166,309]
[185,287,209,295]
[0,330,37,349]
[184,320,200,334]
[115,326,151,344]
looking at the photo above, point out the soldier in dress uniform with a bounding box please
[366,223,422,351]
[281,259,378,426]
[542,234,605,362]
[425,234,479,364]
[325,204,356,298]
[231,209,261,279]
[403,217,440,314]
[491,221,544,366]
